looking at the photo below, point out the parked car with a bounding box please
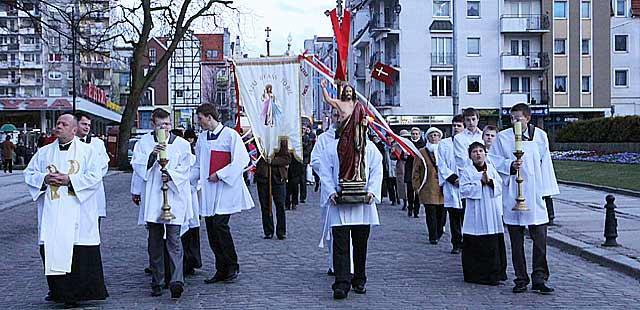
[127,138,139,163]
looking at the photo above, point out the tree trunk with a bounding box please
[116,85,143,170]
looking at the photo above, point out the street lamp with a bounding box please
[65,3,78,113]
[394,3,402,14]
[286,33,292,56]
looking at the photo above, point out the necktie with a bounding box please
[208,130,221,140]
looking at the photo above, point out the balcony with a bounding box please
[0,61,20,69]
[21,43,42,51]
[369,13,399,33]
[20,78,43,86]
[501,89,549,108]
[0,43,19,51]
[430,53,454,69]
[0,78,19,86]
[21,61,42,69]
[81,61,111,69]
[500,52,549,71]
[94,79,111,86]
[500,14,550,33]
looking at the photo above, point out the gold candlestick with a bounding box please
[512,150,528,211]
[158,158,176,221]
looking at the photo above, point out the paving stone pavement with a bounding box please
[1,173,639,309]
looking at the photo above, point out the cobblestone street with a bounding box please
[1,173,639,309]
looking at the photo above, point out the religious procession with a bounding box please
[4,0,640,309]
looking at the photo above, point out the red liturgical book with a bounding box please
[210,150,231,176]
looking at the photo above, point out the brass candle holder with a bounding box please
[512,150,528,211]
[158,157,176,221]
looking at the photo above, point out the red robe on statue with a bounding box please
[336,101,367,182]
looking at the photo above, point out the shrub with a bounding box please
[556,116,640,143]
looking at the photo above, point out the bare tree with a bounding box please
[113,0,234,169]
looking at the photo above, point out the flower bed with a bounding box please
[551,151,640,164]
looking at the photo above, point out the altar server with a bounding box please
[131,108,194,298]
[491,103,560,294]
[459,142,507,285]
[191,103,254,284]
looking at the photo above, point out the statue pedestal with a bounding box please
[336,181,369,204]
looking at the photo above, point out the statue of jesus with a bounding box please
[321,79,368,183]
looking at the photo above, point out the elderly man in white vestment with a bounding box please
[319,136,382,300]
[491,103,560,295]
[131,108,194,299]
[75,112,110,227]
[192,103,254,285]
[25,113,109,308]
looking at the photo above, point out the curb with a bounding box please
[558,180,640,198]
[547,230,640,280]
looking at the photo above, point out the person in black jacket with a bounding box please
[405,127,425,217]
[255,139,291,240]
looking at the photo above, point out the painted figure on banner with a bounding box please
[260,84,282,127]
[321,79,368,183]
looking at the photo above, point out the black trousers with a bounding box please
[286,176,301,207]
[300,164,308,201]
[447,208,464,249]
[257,181,286,237]
[204,215,239,275]
[507,224,550,286]
[181,227,202,272]
[332,225,371,292]
[406,184,419,214]
[425,204,446,241]
[385,178,397,203]
[3,158,12,173]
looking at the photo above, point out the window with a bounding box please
[554,76,567,92]
[206,50,218,59]
[48,71,62,80]
[582,76,591,93]
[48,53,62,62]
[23,53,36,62]
[554,39,566,55]
[175,67,183,75]
[581,1,591,18]
[614,70,628,87]
[67,72,73,80]
[616,0,626,17]
[467,76,480,93]
[431,75,452,97]
[467,37,480,55]
[119,74,129,87]
[431,37,453,64]
[554,1,567,18]
[139,111,153,129]
[614,35,628,52]
[148,48,157,64]
[176,90,184,97]
[48,87,62,96]
[433,0,451,17]
[581,39,590,55]
[467,1,480,17]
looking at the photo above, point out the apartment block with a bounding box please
[610,0,640,115]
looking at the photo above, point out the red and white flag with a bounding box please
[371,62,398,86]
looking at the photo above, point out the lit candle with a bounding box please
[514,121,522,151]
[156,128,168,159]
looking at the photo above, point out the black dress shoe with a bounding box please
[151,286,163,297]
[63,301,79,309]
[429,240,438,245]
[204,273,225,284]
[327,269,335,276]
[333,288,347,299]
[512,284,528,293]
[352,284,366,294]
[532,283,554,295]
[450,248,460,254]
[44,292,56,302]
[413,215,419,218]
[223,270,239,283]
[277,235,286,240]
[300,200,306,204]
[170,283,184,299]
[144,267,152,274]
[263,234,273,239]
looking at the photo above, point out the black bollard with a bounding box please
[602,194,620,247]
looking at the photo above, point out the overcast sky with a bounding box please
[231,0,336,57]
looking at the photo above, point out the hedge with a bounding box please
[556,116,640,143]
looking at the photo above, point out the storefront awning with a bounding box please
[0,97,122,123]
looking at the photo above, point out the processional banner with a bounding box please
[234,57,303,161]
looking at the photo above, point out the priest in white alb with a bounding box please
[491,103,560,295]
[459,142,507,286]
[192,103,254,284]
[131,108,194,299]
[318,135,382,300]
[25,113,109,308]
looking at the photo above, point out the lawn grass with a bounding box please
[553,160,640,192]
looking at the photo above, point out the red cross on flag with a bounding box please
[371,62,398,86]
